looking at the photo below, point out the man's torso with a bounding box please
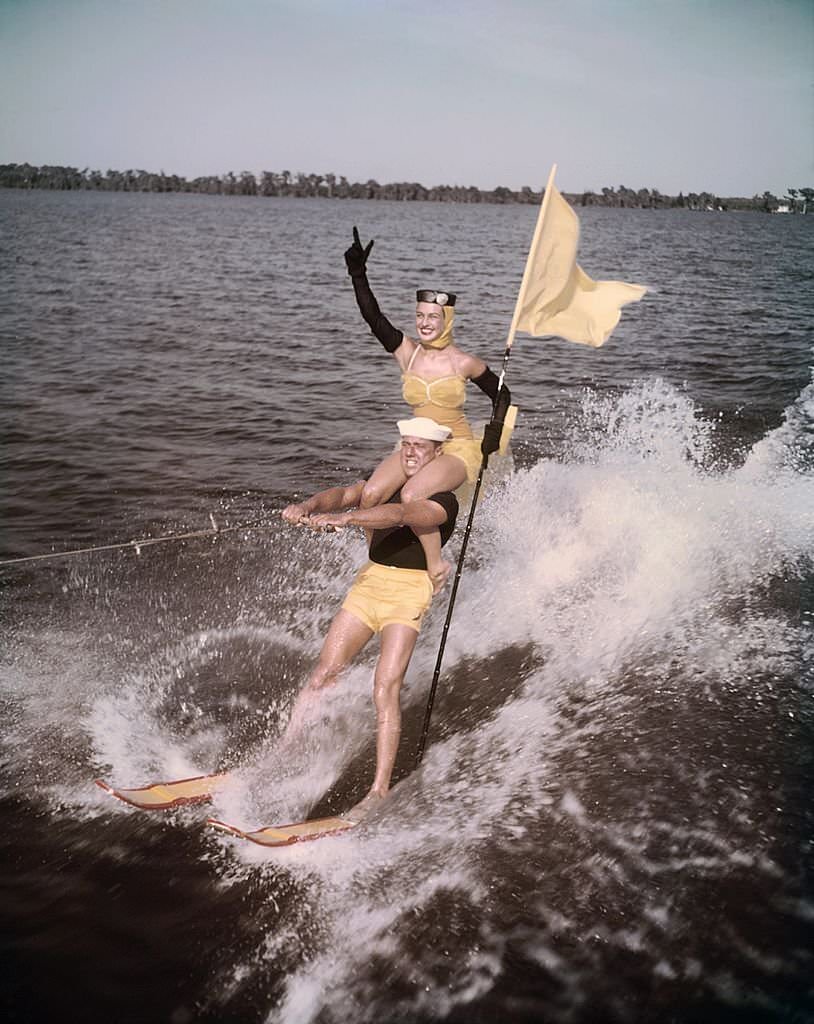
[368,490,458,570]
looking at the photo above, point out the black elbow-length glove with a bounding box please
[344,227,403,354]
[473,368,511,456]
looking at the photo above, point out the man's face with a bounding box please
[399,436,440,476]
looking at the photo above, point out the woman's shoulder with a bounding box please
[395,336,419,371]
[449,345,488,379]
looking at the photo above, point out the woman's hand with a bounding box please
[344,226,374,278]
[481,421,503,456]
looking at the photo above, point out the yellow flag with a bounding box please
[513,175,646,348]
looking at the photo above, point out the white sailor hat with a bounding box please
[397,417,452,442]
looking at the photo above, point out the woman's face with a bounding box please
[415,302,445,344]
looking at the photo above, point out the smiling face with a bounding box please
[415,302,446,345]
[399,436,441,476]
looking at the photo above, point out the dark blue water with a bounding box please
[1,190,813,1023]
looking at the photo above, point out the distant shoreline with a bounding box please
[2,163,810,213]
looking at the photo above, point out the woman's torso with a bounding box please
[401,344,472,438]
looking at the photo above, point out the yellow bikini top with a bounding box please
[401,346,467,411]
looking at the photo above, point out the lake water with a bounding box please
[1,190,813,1023]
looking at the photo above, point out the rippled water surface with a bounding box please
[2,190,813,1023]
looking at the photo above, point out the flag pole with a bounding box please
[414,165,557,768]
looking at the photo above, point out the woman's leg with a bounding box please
[360,450,407,509]
[412,522,449,593]
[401,454,468,591]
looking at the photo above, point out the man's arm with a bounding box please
[310,497,449,532]
[282,480,366,525]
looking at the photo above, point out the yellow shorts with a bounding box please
[342,561,434,634]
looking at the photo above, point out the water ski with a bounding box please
[95,772,229,810]
[208,814,356,848]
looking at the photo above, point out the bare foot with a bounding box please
[343,790,387,824]
[429,560,452,594]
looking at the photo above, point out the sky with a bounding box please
[1,0,812,196]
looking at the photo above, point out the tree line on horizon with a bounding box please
[1,163,811,213]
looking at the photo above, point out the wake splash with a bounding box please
[2,378,812,1023]
[213,379,812,1023]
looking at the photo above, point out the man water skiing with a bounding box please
[281,417,459,822]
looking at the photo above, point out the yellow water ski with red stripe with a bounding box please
[208,814,356,847]
[95,772,230,810]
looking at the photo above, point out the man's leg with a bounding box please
[346,622,419,820]
[285,609,374,736]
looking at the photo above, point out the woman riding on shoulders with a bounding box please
[344,227,511,590]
